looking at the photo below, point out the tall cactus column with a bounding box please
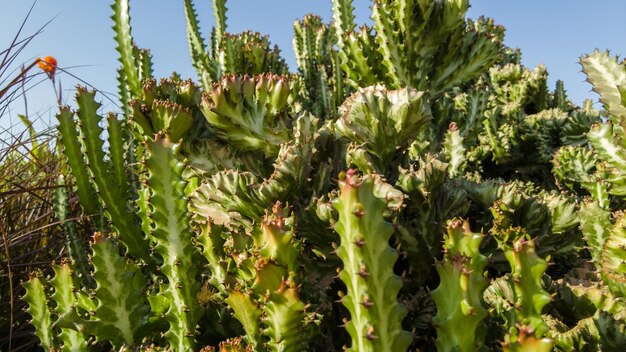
[333,170,412,351]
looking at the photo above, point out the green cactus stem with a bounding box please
[75,232,150,347]
[431,219,488,352]
[443,122,467,177]
[53,175,90,285]
[144,133,202,350]
[580,201,626,299]
[183,0,214,91]
[502,232,553,348]
[586,122,626,196]
[59,88,151,262]
[56,107,99,216]
[331,0,502,93]
[333,169,412,351]
[255,204,307,351]
[23,271,54,350]
[293,14,344,119]
[224,290,262,349]
[112,0,141,97]
[580,50,626,120]
[50,261,88,351]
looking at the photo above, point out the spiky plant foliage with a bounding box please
[142,134,201,350]
[57,88,151,262]
[16,0,626,350]
[431,219,488,352]
[331,0,504,94]
[112,0,154,118]
[333,170,411,352]
[334,85,432,174]
[195,203,310,351]
[183,0,288,92]
[199,74,292,156]
[292,14,345,119]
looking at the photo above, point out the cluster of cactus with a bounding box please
[19,0,626,350]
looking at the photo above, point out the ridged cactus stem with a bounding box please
[78,232,149,347]
[257,205,307,351]
[73,88,150,262]
[333,170,412,352]
[331,0,356,46]
[371,0,407,87]
[502,236,553,350]
[23,272,53,350]
[50,261,88,351]
[213,0,227,48]
[432,219,488,352]
[56,107,99,216]
[53,175,91,285]
[145,134,201,350]
[112,0,141,98]
[183,0,213,91]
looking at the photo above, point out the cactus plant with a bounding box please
[16,0,626,351]
[431,219,488,352]
[332,0,503,94]
[292,14,345,119]
[333,169,412,351]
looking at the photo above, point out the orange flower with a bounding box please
[37,56,57,78]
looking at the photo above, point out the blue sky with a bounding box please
[2,0,626,132]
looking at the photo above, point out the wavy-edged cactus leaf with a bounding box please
[552,146,598,193]
[579,200,612,265]
[225,291,262,348]
[503,234,553,343]
[50,261,88,351]
[112,0,141,97]
[183,0,213,91]
[560,107,601,146]
[550,316,598,351]
[74,88,150,262]
[191,170,267,229]
[56,107,99,215]
[263,281,307,352]
[200,74,292,156]
[580,50,626,119]
[587,122,626,196]
[333,170,412,352]
[74,232,150,347]
[432,219,488,352]
[542,193,579,235]
[443,122,467,177]
[23,272,54,350]
[197,220,228,294]
[601,212,626,298]
[191,114,318,229]
[335,85,432,173]
[144,134,202,350]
